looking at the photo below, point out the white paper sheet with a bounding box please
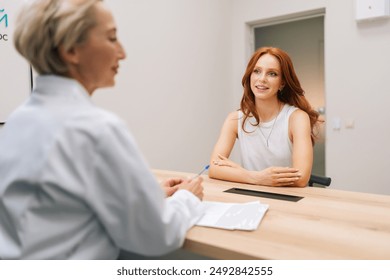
[195,201,269,231]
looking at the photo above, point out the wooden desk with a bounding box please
[154,169,390,260]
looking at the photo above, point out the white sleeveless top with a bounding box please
[238,104,298,171]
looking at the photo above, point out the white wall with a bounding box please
[0,0,31,123]
[325,0,390,194]
[91,0,232,173]
[230,0,390,195]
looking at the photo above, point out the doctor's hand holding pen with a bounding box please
[161,177,204,200]
[160,165,209,200]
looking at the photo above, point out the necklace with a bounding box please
[258,104,282,148]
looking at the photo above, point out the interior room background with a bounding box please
[1,0,389,195]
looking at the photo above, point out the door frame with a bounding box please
[244,8,325,60]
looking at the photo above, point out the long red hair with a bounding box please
[240,46,320,144]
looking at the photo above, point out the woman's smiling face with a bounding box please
[250,53,284,101]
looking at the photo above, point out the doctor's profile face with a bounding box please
[67,1,126,94]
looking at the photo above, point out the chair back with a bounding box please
[309,174,331,187]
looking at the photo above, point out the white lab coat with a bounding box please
[0,75,203,259]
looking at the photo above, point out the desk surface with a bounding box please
[154,169,390,260]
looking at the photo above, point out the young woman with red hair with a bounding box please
[209,47,320,187]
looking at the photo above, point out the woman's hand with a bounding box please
[178,177,204,200]
[213,154,242,169]
[251,167,302,187]
[160,177,204,200]
[160,178,181,197]
[212,155,302,187]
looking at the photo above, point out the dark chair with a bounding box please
[308,174,331,187]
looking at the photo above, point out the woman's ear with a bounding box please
[58,45,79,65]
[279,81,286,91]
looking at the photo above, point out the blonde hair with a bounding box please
[14,0,102,75]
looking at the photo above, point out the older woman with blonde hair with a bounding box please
[0,0,203,259]
[209,47,320,187]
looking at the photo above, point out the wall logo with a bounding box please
[0,8,9,41]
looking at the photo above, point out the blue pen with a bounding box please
[192,164,210,179]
